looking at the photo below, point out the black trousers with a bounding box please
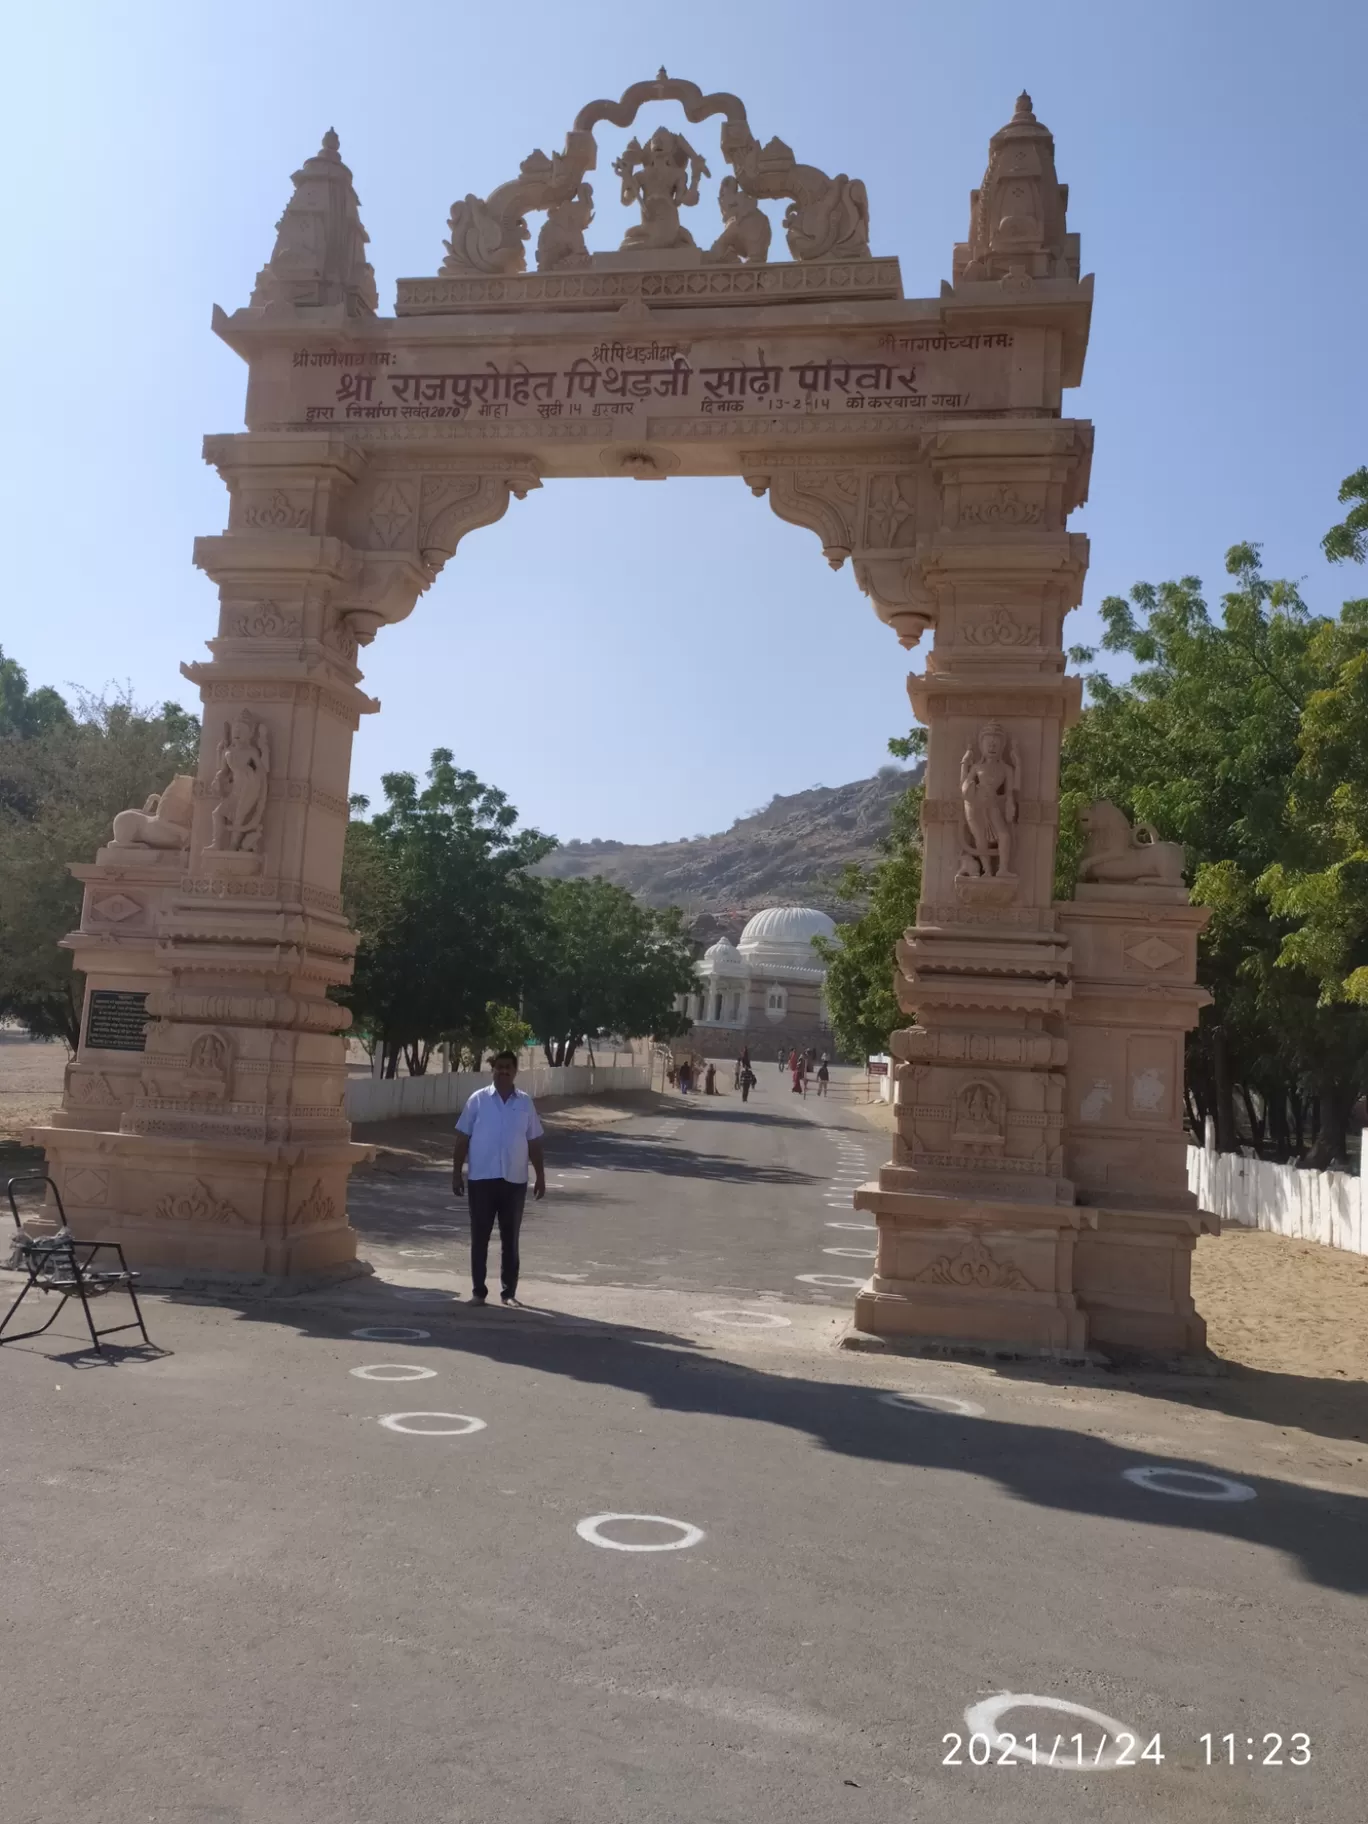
[468,1178,527,1297]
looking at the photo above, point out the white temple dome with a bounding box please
[737,906,836,971]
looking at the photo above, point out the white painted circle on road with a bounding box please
[350,1326,430,1341]
[962,1693,1141,1770]
[823,1247,876,1259]
[418,1223,461,1233]
[350,1363,437,1383]
[576,1513,704,1552]
[697,1308,793,1330]
[1122,1465,1256,1502]
[879,1390,985,1418]
[827,1222,876,1231]
[796,1273,864,1288]
[399,1248,441,1258]
[378,1412,486,1436]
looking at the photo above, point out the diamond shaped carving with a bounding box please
[1124,933,1182,972]
[91,893,141,923]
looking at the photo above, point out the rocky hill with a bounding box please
[536,766,921,929]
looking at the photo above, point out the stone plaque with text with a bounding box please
[85,989,151,1052]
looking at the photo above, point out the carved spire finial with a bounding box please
[250,130,378,316]
[951,92,1080,289]
[656,65,669,81]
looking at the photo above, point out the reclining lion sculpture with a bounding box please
[1077,801,1186,886]
[110,773,194,850]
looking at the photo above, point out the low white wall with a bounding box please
[345,1062,649,1125]
[1187,1145,1366,1256]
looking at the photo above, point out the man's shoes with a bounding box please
[501,1292,519,1306]
[470,1291,487,1305]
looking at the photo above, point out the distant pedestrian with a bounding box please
[777,1046,786,1073]
[740,1064,756,1103]
[678,1060,693,1095]
[816,1057,830,1097]
[704,1062,717,1095]
[451,1051,546,1306]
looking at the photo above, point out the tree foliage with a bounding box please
[339,750,554,1077]
[522,877,695,1066]
[1060,495,1368,1166]
[0,680,199,1045]
[814,743,924,1060]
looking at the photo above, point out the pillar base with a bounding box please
[852,1185,1091,1352]
[25,1126,369,1277]
[1073,1202,1217,1356]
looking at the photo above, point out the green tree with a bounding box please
[339,750,554,1077]
[814,738,924,1059]
[1060,526,1368,1165]
[0,689,199,1045]
[522,877,695,1066]
[0,647,71,746]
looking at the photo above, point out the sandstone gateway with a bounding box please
[32,76,1214,1356]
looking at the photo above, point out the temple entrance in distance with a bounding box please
[32,74,1213,1356]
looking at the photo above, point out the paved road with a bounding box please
[350,1068,878,1307]
[4,1079,1366,1824]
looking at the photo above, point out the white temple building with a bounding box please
[676,906,838,1059]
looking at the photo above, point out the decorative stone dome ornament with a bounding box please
[250,129,378,316]
[952,91,1080,288]
[440,70,870,278]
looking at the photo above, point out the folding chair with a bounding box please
[2,1173,152,1355]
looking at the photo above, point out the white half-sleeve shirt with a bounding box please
[456,1083,544,1183]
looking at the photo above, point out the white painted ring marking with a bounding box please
[796,1273,864,1288]
[827,1221,876,1231]
[350,1326,431,1341]
[879,1390,986,1418]
[350,1363,437,1383]
[418,1223,461,1233]
[576,1513,704,1552]
[378,1412,487,1436]
[823,1247,876,1259]
[1122,1464,1256,1502]
[696,1308,793,1330]
[399,1248,441,1258]
[962,1693,1142,1770]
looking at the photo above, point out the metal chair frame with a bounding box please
[2,1173,152,1355]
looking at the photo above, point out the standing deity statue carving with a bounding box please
[207,712,270,853]
[613,127,710,251]
[704,175,772,265]
[536,184,594,271]
[957,721,1020,880]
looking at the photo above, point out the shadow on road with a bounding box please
[158,1278,1368,1598]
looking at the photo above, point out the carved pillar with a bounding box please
[30,432,535,1275]
[845,423,1097,1353]
[1057,878,1214,1354]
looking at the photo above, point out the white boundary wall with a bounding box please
[1188,1145,1366,1256]
[345,1062,649,1125]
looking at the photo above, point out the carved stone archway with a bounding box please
[33,81,1213,1354]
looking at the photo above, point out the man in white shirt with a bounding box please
[452,1051,546,1305]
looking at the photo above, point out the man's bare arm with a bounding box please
[528,1137,546,1201]
[452,1132,470,1195]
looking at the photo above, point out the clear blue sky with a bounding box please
[2,1,1363,844]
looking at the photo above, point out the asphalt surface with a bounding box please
[3,1076,1366,1824]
